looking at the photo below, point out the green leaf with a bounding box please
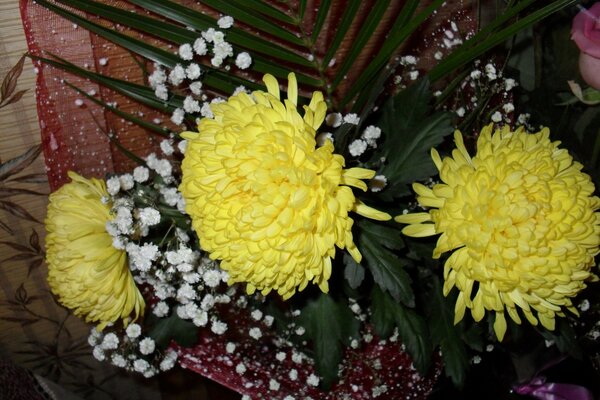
[311,0,331,44]
[539,319,583,359]
[331,0,390,89]
[200,0,304,46]
[343,253,365,289]
[322,0,361,67]
[356,220,413,306]
[129,0,313,68]
[377,79,453,198]
[426,276,469,387]
[371,286,432,373]
[147,313,199,349]
[429,0,577,82]
[298,293,359,389]
[229,0,296,25]
[341,0,441,107]
[57,0,319,87]
[63,81,172,138]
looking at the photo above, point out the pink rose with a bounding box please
[571,2,600,89]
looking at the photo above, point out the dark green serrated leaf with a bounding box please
[371,285,397,338]
[539,318,583,359]
[377,79,453,198]
[147,313,199,349]
[371,287,432,373]
[298,293,359,389]
[357,220,413,306]
[426,276,469,387]
[343,253,365,289]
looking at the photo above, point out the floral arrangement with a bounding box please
[18,0,600,398]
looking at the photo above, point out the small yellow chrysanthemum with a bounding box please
[396,125,600,340]
[45,171,145,329]
[180,73,390,299]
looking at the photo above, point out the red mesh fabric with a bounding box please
[20,0,165,190]
[176,328,441,400]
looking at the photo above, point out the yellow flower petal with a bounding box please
[45,172,145,329]
[397,124,600,341]
[180,73,387,299]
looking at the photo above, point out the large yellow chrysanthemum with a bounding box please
[396,125,600,340]
[45,172,145,329]
[180,73,390,299]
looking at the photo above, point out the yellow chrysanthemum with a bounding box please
[396,125,600,340]
[180,73,390,299]
[45,171,145,329]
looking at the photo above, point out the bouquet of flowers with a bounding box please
[18,0,600,398]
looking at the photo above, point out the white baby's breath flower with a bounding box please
[235,52,252,69]
[154,84,169,101]
[251,309,263,321]
[92,346,105,361]
[171,108,185,125]
[101,333,119,350]
[133,166,149,183]
[193,310,208,327]
[194,37,208,55]
[217,16,234,29]
[106,176,120,195]
[179,43,194,60]
[235,362,247,374]
[307,374,320,386]
[202,270,221,288]
[126,323,142,339]
[491,111,502,123]
[139,337,156,355]
[226,342,236,353]
[160,140,174,156]
[343,113,360,125]
[200,102,213,118]
[189,81,203,95]
[348,139,367,157]
[186,63,202,80]
[269,379,280,391]
[211,320,228,335]
[169,64,186,86]
[119,174,134,191]
[111,354,127,368]
[153,301,169,317]
[133,359,150,373]
[138,207,161,227]
[148,66,166,89]
[183,96,201,113]
[249,327,262,340]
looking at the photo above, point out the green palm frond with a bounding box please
[33,0,576,113]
